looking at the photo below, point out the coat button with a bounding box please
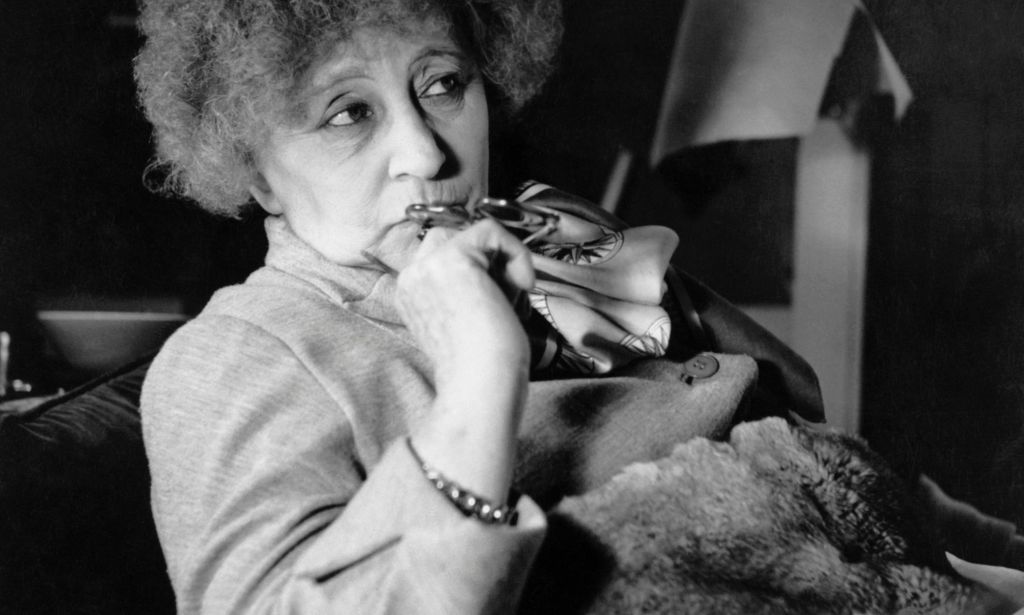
[681,354,719,384]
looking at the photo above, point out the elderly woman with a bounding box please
[134,0,820,613]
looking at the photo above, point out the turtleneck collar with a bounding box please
[262,215,404,326]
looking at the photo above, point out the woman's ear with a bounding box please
[249,172,283,215]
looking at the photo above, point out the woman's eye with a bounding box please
[421,73,466,99]
[326,103,373,127]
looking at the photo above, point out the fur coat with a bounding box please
[520,417,1006,614]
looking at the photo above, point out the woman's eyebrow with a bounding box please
[306,65,366,99]
[412,46,471,68]
[411,48,474,82]
[301,44,470,106]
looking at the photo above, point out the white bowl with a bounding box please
[37,310,189,374]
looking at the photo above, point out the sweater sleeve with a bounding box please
[140,315,546,615]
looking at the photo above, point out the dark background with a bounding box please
[0,0,266,382]
[1,1,1022,527]
[859,1,1024,528]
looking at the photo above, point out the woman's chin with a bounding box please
[361,223,426,272]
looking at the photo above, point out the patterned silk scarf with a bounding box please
[515,183,679,377]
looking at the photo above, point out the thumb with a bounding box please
[461,219,536,293]
[947,552,1024,607]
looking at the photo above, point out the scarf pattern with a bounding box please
[515,182,678,377]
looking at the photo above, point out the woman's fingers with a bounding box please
[397,219,535,365]
[468,219,536,293]
[419,219,536,295]
[947,552,1024,607]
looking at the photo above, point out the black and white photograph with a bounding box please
[1,0,1023,613]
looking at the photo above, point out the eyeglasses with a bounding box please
[406,197,560,246]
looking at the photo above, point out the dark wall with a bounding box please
[862,0,1024,527]
[0,2,264,381]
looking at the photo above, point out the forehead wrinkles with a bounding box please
[277,16,457,125]
[313,29,412,88]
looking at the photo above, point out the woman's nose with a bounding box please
[386,107,446,180]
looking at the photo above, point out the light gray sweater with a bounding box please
[141,216,757,614]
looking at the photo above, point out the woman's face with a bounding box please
[250,19,489,268]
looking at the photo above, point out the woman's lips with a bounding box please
[405,201,471,229]
[408,180,476,211]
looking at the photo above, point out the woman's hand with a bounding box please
[396,219,535,502]
[397,219,534,381]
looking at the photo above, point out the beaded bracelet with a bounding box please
[405,437,519,526]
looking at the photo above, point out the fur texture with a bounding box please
[521,418,996,614]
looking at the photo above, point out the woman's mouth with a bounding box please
[405,201,472,230]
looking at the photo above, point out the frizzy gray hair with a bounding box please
[134,0,563,216]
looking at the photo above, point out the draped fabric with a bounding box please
[516,183,679,376]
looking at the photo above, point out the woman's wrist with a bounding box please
[406,437,519,525]
[412,378,525,503]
